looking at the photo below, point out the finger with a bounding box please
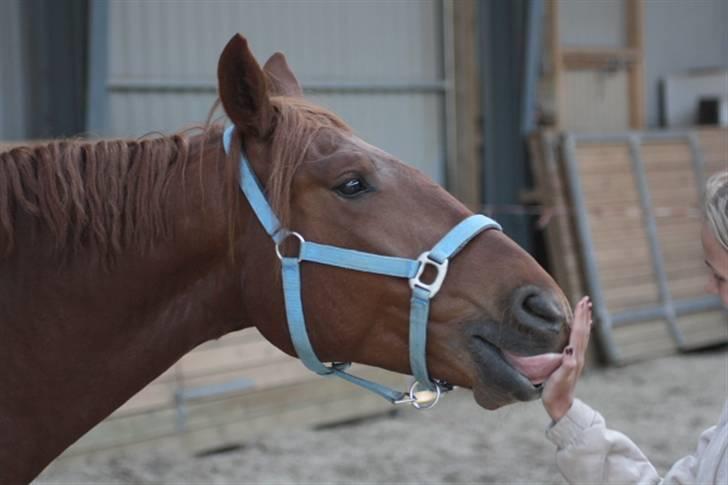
[570,309,591,357]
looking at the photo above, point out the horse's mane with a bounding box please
[0,97,350,260]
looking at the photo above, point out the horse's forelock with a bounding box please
[265,97,352,228]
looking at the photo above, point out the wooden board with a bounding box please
[59,365,407,457]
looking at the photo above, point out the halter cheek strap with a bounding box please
[224,126,502,408]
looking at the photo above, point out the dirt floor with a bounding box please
[37,347,727,485]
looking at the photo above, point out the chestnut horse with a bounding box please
[0,34,569,483]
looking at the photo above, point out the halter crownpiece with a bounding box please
[224,126,502,409]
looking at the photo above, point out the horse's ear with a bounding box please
[263,52,303,97]
[217,33,274,139]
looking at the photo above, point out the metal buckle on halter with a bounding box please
[409,251,449,298]
[393,380,453,409]
[274,230,305,262]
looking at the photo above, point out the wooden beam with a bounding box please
[561,47,640,70]
[548,0,563,129]
[626,0,645,129]
[450,0,481,209]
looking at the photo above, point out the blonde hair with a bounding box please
[705,170,728,251]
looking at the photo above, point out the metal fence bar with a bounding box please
[611,295,724,327]
[627,134,685,347]
[561,134,622,364]
[442,0,457,190]
[687,132,708,203]
[174,377,255,432]
[107,79,449,94]
[521,0,544,135]
[571,131,693,143]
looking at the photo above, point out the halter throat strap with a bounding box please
[224,126,502,407]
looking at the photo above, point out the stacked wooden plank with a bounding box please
[62,329,406,456]
[531,128,728,364]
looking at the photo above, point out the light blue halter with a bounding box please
[224,126,502,408]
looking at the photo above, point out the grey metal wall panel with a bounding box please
[309,93,445,182]
[105,0,446,182]
[0,0,27,140]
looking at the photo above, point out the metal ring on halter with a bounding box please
[274,230,305,262]
[408,380,442,409]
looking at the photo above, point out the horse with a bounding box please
[0,34,570,483]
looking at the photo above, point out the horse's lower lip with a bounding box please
[469,335,542,402]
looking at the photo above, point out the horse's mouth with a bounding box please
[465,324,565,410]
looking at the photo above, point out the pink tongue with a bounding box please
[502,351,563,385]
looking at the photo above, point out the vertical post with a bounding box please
[626,0,645,129]
[522,0,545,135]
[450,0,482,209]
[687,132,707,203]
[547,0,562,129]
[86,0,109,136]
[478,0,532,250]
[627,135,684,347]
[562,135,621,364]
[442,0,458,196]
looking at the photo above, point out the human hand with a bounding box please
[541,296,592,422]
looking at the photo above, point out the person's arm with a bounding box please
[547,399,721,484]
[541,298,722,484]
[546,398,662,484]
[543,297,657,483]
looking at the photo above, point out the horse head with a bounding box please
[220,34,571,410]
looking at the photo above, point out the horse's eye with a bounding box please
[335,178,369,198]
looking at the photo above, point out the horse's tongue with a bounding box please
[502,351,563,385]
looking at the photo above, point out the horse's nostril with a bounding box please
[524,294,560,322]
[514,286,565,328]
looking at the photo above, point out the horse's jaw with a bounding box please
[463,321,566,410]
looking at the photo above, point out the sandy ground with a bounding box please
[37,348,727,485]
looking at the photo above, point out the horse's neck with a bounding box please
[0,133,252,483]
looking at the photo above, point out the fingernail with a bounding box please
[564,347,574,355]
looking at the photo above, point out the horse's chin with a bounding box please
[466,328,547,410]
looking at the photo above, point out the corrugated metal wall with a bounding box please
[105,0,448,182]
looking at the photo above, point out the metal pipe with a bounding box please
[611,295,724,327]
[521,0,545,135]
[627,134,685,347]
[107,79,449,94]
[85,0,109,135]
[442,0,457,189]
[562,134,622,364]
[687,132,708,203]
[571,131,694,144]
[174,377,254,432]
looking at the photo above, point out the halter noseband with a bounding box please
[224,126,502,409]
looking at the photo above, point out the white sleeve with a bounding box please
[546,398,726,484]
[546,399,663,484]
